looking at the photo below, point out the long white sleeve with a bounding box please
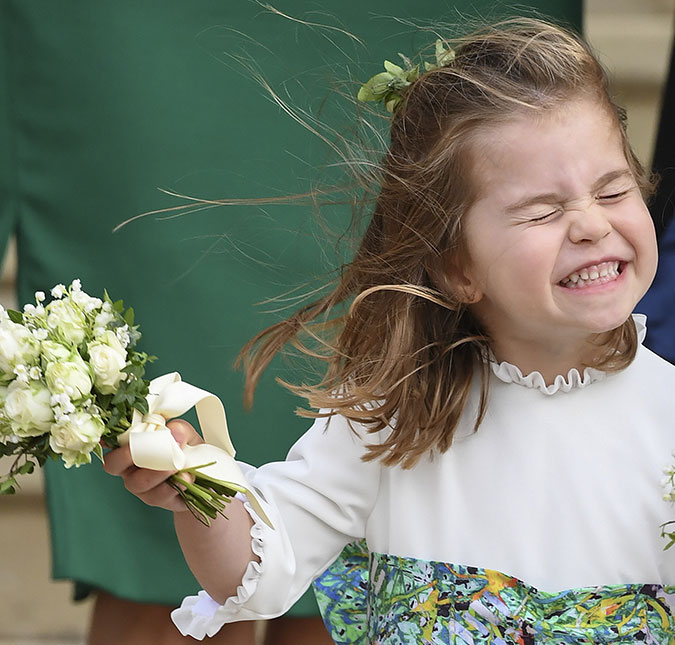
[172,414,381,636]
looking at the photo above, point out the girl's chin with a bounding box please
[577,315,634,337]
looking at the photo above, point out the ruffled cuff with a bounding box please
[171,493,295,639]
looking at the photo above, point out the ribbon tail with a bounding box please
[183,444,273,528]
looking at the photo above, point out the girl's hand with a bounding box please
[103,419,203,513]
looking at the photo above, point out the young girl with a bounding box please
[105,18,675,642]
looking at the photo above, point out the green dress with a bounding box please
[0,0,581,612]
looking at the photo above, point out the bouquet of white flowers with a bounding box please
[0,280,240,524]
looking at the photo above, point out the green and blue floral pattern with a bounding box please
[314,543,675,643]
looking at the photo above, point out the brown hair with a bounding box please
[240,17,652,468]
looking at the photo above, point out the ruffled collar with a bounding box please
[489,314,647,396]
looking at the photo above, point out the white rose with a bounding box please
[4,380,54,437]
[94,310,115,330]
[45,357,93,399]
[46,299,87,345]
[40,340,72,363]
[0,321,41,377]
[88,331,127,394]
[49,411,105,468]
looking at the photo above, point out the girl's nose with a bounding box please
[567,204,613,244]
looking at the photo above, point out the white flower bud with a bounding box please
[32,328,48,341]
[50,284,66,299]
[83,299,102,313]
[94,311,115,329]
[49,411,105,468]
[45,357,93,399]
[115,325,130,348]
[40,340,71,363]
[0,320,41,377]
[88,331,127,394]
[5,380,53,436]
[45,300,87,345]
[13,365,29,384]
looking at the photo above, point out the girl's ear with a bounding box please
[427,253,483,305]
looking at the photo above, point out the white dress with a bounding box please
[172,315,675,640]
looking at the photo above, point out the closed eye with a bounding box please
[529,209,560,222]
[597,189,630,202]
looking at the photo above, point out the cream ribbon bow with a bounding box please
[118,372,272,527]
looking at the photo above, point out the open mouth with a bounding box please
[559,261,623,289]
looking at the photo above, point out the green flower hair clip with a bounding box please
[358,39,456,113]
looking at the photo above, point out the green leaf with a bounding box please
[0,478,17,495]
[435,39,455,67]
[0,442,18,457]
[112,299,124,314]
[357,81,377,103]
[123,307,135,326]
[383,60,404,75]
[134,398,149,415]
[385,96,401,114]
[7,309,23,324]
[405,65,420,83]
[371,71,395,92]
[92,443,104,463]
[16,461,35,475]
[111,386,129,405]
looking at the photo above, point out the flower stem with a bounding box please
[169,471,240,526]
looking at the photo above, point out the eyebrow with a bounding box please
[505,169,635,213]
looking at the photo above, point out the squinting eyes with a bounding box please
[530,210,559,222]
[596,189,630,202]
[528,189,633,222]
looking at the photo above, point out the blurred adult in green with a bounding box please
[0,2,581,643]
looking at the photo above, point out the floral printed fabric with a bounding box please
[314,540,371,643]
[313,543,675,644]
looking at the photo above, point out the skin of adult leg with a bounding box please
[264,615,332,645]
[86,591,257,645]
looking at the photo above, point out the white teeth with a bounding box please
[560,261,621,288]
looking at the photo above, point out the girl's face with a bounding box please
[453,97,657,378]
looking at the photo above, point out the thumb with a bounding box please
[166,419,203,448]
